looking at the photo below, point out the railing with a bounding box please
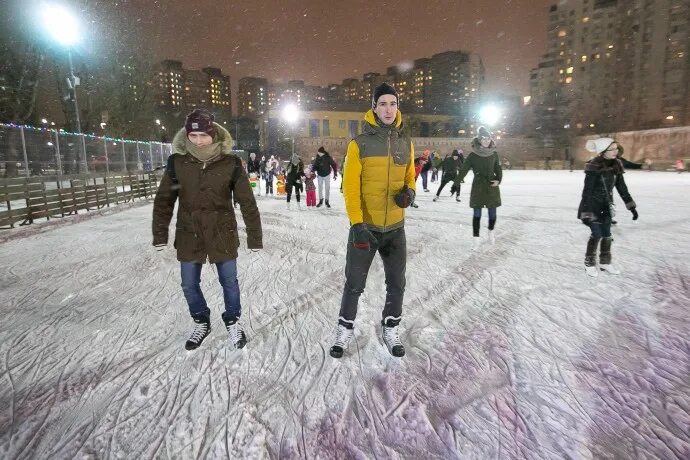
[0,172,160,228]
[0,123,172,178]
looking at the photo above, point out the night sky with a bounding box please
[96,0,555,96]
[11,0,556,102]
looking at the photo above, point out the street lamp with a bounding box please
[41,4,87,172]
[281,103,300,156]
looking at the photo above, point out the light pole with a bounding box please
[281,103,300,157]
[41,4,87,172]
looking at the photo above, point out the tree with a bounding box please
[0,2,44,177]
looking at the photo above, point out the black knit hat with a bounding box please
[372,82,398,108]
[451,149,459,156]
[185,108,215,135]
[318,146,327,154]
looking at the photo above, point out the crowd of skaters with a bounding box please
[153,82,641,358]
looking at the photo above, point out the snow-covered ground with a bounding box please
[1,170,689,459]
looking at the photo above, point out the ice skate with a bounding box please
[381,316,405,357]
[329,320,354,358]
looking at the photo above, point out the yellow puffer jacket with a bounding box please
[342,109,416,232]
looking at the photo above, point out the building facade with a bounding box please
[530,0,690,133]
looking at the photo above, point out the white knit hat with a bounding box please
[585,137,615,154]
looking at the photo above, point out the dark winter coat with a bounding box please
[577,156,636,220]
[247,158,261,175]
[454,139,502,208]
[313,152,338,177]
[440,155,463,179]
[152,124,262,263]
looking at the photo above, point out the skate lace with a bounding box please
[383,325,402,347]
[189,323,208,343]
[333,325,353,348]
[226,322,244,345]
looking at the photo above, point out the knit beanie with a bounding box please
[185,108,215,135]
[451,149,459,157]
[372,82,398,108]
[585,137,615,155]
[477,126,492,140]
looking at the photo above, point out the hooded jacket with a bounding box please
[454,138,502,208]
[313,151,338,177]
[152,123,262,263]
[342,109,416,232]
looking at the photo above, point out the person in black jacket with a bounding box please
[433,149,464,202]
[285,153,305,210]
[247,152,261,195]
[578,137,639,277]
[313,146,338,208]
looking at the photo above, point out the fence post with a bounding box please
[54,129,63,177]
[159,142,164,167]
[103,137,110,175]
[121,141,126,172]
[148,142,153,171]
[80,133,88,173]
[136,141,142,170]
[20,125,29,177]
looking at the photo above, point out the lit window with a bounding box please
[582,17,589,23]
[565,77,573,84]
[566,67,574,74]
[558,30,567,37]
[581,55,587,62]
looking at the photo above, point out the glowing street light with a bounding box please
[41,4,80,46]
[281,104,301,155]
[479,105,502,127]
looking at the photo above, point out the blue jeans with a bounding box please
[421,171,429,190]
[473,208,497,220]
[180,259,241,321]
[589,216,612,239]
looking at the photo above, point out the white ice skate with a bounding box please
[329,321,354,358]
[297,202,303,211]
[488,229,496,244]
[381,316,405,357]
[585,265,599,277]
[599,264,621,275]
[286,201,291,210]
[433,196,439,202]
[472,237,481,251]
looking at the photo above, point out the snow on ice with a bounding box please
[0,170,689,458]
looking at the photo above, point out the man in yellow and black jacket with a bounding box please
[330,83,416,359]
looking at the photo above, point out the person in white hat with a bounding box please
[577,137,639,277]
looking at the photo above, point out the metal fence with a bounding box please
[0,123,173,177]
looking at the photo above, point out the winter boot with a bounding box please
[381,316,405,357]
[185,315,211,350]
[585,236,600,277]
[330,319,354,358]
[325,200,331,208]
[472,216,481,237]
[316,199,324,208]
[599,237,620,274]
[223,316,247,349]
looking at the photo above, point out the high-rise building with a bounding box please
[156,61,231,122]
[156,60,184,109]
[531,0,690,132]
[238,77,268,118]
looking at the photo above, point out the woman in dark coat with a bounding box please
[453,127,502,249]
[285,153,305,209]
[578,137,638,277]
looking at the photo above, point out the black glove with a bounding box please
[630,208,638,220]
[350,223,378,251]
[580,212,594,226]
[394,185,415,208]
